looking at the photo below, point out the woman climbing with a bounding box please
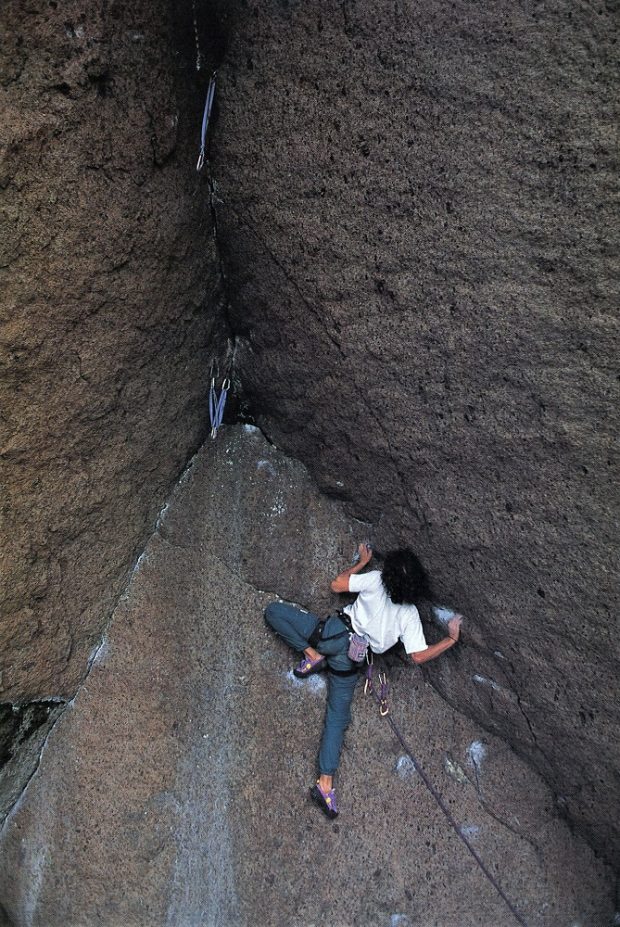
[264,543,463,818]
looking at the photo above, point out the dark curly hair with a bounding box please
[381,548,432,605]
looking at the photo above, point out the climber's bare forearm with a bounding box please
[411,616,462,664]
[330,543,372,592]
[410,636,456,665]
[337,559,365,581]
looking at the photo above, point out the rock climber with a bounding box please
[264,543,462,818]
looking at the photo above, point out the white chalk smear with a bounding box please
[155,502,170,531]
[467,740,487,768]
[432,605,456,625]
[395,755,416,779]
[473,674,502,692]
[257,459,277,477]
[242,424,260,434]
[390,915,412,927]
[133,550,148,573]
[89,639,108,666]
[459,823,481,839]
[444,755,468,785]
[284,670,326,694]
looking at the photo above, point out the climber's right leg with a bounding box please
[264,600,322,657]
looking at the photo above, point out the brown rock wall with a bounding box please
[0,427,614,926]
[0,0,227,797]
[211,1,620,863]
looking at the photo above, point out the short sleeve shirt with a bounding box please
[343,570,428,655]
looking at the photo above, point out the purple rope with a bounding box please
[374,690,529,927]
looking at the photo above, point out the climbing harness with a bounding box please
[370,683,529,927]
[306,615,361,678]
[308,617,349,650]
[208,363,230,439]
[196,71,217,171]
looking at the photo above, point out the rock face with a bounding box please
[0,427,614,927]
[211,1,620,864]
[0,0,227,813]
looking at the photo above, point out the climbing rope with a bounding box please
[368,682,529,927]
[208,362,230,439]
[196,71,217,171]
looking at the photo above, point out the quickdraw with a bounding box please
[197,71,217,171]
[208,362,230,439]
[364,652,389,716]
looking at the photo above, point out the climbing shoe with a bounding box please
[293,654,326,678]
[310,781,339,819]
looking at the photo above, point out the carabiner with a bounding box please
[379,671,389,716]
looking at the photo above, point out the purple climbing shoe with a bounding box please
[310,781,339,819]
[293,654,326,678]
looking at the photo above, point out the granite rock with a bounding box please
[211,0,620,865]
[0,427,614,926]
[0,0,227,814]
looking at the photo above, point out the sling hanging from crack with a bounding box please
[196,71,217,172]
[208,362,230,439]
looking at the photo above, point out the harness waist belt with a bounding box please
[336,609,354,632]
[308,615,350,649]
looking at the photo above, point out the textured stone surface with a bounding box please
[0,1,226,703]
[211,1,620,864]
[0,427,614,926]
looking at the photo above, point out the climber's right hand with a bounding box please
[448,615,463,641]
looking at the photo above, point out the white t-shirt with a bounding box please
[344,570,428,655]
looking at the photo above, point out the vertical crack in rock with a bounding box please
[0,0,235,827]
[0,700,66,828]
[0,441,208,831]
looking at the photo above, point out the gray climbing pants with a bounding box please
[265,601,359,776]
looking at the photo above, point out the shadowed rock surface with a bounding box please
[211,0,620,864]
[0,427,614,927]
[0,0,227,814]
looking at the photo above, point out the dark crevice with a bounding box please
[0,901,15,927]
[0,700,66,772]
